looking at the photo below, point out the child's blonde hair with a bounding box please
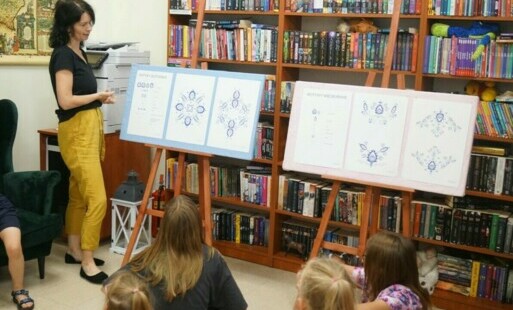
[297,257,355,310]
[104,270,152,310]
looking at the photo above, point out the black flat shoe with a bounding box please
[80,267,108,284]
[65,253,105,266]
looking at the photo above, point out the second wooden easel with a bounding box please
[309,0,414,260]
[122,0,210,265]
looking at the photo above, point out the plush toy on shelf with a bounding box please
[337,18,378,34]
[431,21,500,60]
[417,247,439,295]
[464,80,497,101]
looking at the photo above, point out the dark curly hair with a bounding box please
[49,0,95,48]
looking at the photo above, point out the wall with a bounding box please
[0,0,167,172]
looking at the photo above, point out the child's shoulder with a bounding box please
[377,284,423,310]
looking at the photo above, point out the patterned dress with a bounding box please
[352,267,423,310]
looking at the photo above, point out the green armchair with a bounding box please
[0,98,63,279]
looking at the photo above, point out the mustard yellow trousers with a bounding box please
[58,108,106,251]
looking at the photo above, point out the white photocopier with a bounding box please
[85,43,150,134]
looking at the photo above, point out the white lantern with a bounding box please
[110,198,152,255]
[110,171,152,255]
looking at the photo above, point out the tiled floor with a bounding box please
[0,241,297,309]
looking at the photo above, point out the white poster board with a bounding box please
[283,81,478,196]
[120,65,266,160]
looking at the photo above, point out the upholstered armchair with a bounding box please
[0,99,63,279]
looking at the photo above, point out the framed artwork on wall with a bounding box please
[0,0,55,65]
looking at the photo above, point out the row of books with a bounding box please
[260,76,276,112]
[281,220,318,260]
[167,160,273,207]
[240,170,272,207]
[212,208,269,246]
[280,81,295,114]
[324,228,360,249]
[283,30,418,71]
[435,253,513,303]
[285,0,421,14]
[168,22,279,63]
[475,100,513,138]
[254,122,274,160]
[428,0,513,16]
[378,195,402,233]
[424,36,513,79]
[277,174,365,225]
[171,0,278,11]
[466,154,513,196]
[413,201,513,254]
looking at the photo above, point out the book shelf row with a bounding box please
[212,208,269,245]
[412,201,513,255]
[171,0,513,17]
[435,252,512,302]
[424,37,513,79]
[476,100,513,138]
[428,0,513,17]
[277,174,365,224]
[285,0,421,14]
[168,23,279,62]
[283,30,418,71]
[171,0,278,11]
[466,153,513,195]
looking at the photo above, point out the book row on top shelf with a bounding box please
[170,0,513,17]
[170,0,423,13]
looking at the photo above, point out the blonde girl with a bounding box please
[295,257,356,310]
[103,270,152,310]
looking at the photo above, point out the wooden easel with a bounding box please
[309,0,414,259]
[122,0,210,265]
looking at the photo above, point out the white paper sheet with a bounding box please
[344,93,409,177]
[165,73,216,145]
[126,70,174,138]
[292,87,352,168]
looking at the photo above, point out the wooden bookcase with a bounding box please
[166,1,513,309]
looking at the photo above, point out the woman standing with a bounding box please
[49,0,114,284]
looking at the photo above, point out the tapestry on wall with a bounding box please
[0,0,55,64]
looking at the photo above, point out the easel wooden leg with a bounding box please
[360,186,380,256]
[309,181,341,259]
[401,191,412,237]
[122,148,163,266]
[198,156,212,245]
[368,187,382,236]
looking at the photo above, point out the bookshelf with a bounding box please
[166,1,513,308]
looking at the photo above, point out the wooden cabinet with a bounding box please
[167,1,513,308]
[38,129,151,239]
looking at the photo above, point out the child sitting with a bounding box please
[103,270,152,310]
[295,257,356,310]
[342,231,431,309]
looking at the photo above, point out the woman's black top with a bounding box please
[49,45,101,123]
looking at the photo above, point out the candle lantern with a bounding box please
[110,170,152,255]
